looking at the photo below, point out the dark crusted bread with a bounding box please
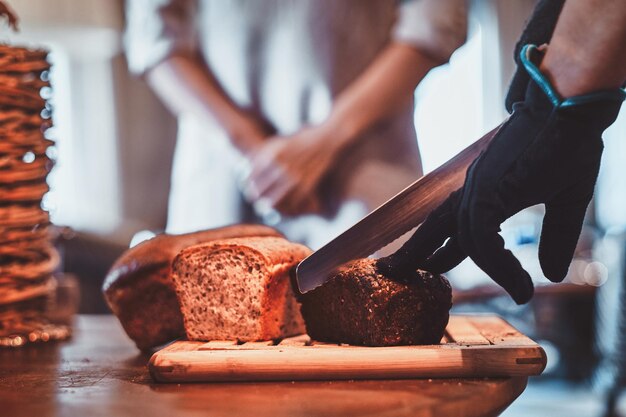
[172,236,311,341]
[103,224,281,350]
[300,258,452,346]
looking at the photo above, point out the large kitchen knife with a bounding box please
[295,123,504,294]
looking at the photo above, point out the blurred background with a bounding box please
[4,0,626,415]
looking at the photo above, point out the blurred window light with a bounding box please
[8,1,124,235]
[43,38,123,233]
[596,110,626,232]
[10,30,123,234]
[414,20,485,174]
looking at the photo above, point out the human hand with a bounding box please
[244,123,344,216]
[227,112,275,158]
[377,45,625,304]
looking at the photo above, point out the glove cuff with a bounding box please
[520,44,626,108]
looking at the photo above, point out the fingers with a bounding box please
[245,150,299,212]
[255,177,295,213]
[377,190,461,278]
[289,192,322,216]
[246,158,284,201]
[273,186,320,216]
[458,200,534,304]
[538,198,590,282]
[249,167,320,217]
[422,237,467,273]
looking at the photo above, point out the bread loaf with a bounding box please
[103,224,281,350]
[172,236,311,341]
[300,258,452,346]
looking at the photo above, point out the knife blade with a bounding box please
[295,123,503,294]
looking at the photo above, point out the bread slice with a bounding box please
[172,236,311,341]
[300,258,452,346]
[103,224,282,350]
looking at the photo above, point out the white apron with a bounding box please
[125,0,467,248]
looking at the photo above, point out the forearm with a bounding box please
[540,0,626,97]
[146,53,265,154]
[325,42,440,151]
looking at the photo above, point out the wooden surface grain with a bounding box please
[149,315,546,383]
[0,315,528,417]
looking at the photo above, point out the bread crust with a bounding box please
[300,258,452,346]
[103,224,282,350]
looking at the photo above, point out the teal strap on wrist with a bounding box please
[520,44,626,108]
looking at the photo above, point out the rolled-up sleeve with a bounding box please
[124,0,198,75]
[393,0,468,64]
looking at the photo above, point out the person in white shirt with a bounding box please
[125,0,468,249]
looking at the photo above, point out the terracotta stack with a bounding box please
[0,44,67,346]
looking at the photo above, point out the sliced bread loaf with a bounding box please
[103,224,281,350]
[300,258,452,346]
[172,236,311,341]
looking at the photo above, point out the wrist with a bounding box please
[521,44,626,109]
[224,115,267,157]
[322,112,360,154]
[540,44,626,98]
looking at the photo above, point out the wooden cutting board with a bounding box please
[149,314,546,383]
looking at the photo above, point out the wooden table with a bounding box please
[0,316,528,417]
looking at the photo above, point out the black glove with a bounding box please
[505,0,565,113]
[378,45,625,305]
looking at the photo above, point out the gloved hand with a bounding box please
[505,0,565,112]
[377,45,625,304]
